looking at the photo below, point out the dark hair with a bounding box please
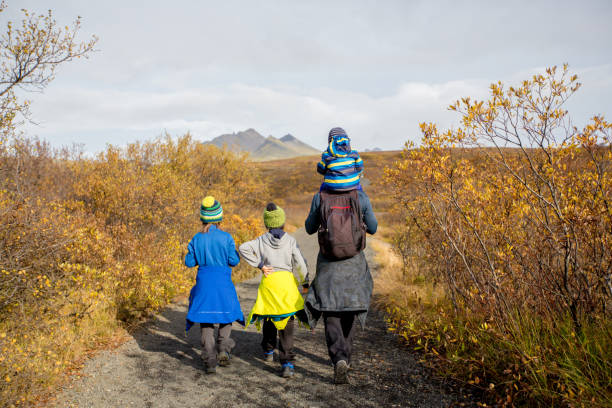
[200,220,218,231]
[265,202,283,231]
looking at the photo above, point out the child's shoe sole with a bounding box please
[218,352,231,367]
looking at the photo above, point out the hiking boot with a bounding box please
[281,362,295,378]
[263,351,274,362]
[334,360,349,384]
[217,352,231,367]
[205,365,216,374]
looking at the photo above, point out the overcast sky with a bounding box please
[5,0,612,152]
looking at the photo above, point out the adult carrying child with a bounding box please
[305,127,378,385]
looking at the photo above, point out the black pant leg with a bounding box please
[324,311,358,364]
[341,312,357,364]
[261,318,277,352]
[278,316,295,364]
[323,312,348,364]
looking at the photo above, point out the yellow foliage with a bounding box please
[0,134,266,406]
[384,66,612,406]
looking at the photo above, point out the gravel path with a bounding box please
[53,229,471,408]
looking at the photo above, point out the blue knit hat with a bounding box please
[328,127,347,143]
[200,196,223,223]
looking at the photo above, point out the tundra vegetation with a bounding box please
[0,5,266,405]
[0,135,266,406]
[0,2,609,406]
[384,65,612,406]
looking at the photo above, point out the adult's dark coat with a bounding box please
[304,190,377,329]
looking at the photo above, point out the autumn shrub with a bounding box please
[0,134,265,406]
[384,66,611,406]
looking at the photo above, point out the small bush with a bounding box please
[383,66,612,406]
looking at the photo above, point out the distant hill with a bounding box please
[203,129,319,161]
[364,147,382,152]
[204,128,266,153]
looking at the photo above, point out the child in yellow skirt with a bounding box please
[238,203,310,378]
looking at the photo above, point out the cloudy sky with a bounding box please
[5,0,612,152]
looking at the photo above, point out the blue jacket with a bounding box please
[317,135,364,191]
[184,225,244,330]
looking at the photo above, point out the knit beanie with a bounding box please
[328,127,347,143]
[200,196,223,223]
[263,202,285,229]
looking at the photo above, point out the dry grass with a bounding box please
[372,235,612,407]
[254,150,403,234]
[372,238,445,308]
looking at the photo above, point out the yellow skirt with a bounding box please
[246,271,305,331]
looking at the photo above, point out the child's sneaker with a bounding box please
[281,362,295,378]
[217,352,231,367]
[333,360,349,384]
[263,350,274,362]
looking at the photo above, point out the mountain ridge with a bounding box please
[204,129,319,161]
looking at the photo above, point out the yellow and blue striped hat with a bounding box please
[200,196,223,223]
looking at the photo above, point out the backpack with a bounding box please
[317,190,366,260]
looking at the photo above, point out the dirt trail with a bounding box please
[53,229,471,408]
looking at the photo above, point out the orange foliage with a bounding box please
[0,134,266,406]
[384,66,611,406]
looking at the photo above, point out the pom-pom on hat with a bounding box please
[200,196,223,223]
[263,202,285,229]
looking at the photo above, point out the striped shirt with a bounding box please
[317,135,363,191]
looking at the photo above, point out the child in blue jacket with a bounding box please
[184,196,244,374]
[317,127,364,191]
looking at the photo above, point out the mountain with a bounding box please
[203,129,319,161]
[251,136,293,160]
[204,128,266,153]
[250,134,319,161]
[277,134,320,155]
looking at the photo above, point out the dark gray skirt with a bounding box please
[304,250,372,329]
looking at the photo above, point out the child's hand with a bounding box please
[261,265,274,277]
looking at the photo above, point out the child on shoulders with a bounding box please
[317,127,364,192]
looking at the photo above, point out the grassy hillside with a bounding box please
[254,150,401,239]
[250,136,319,161]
